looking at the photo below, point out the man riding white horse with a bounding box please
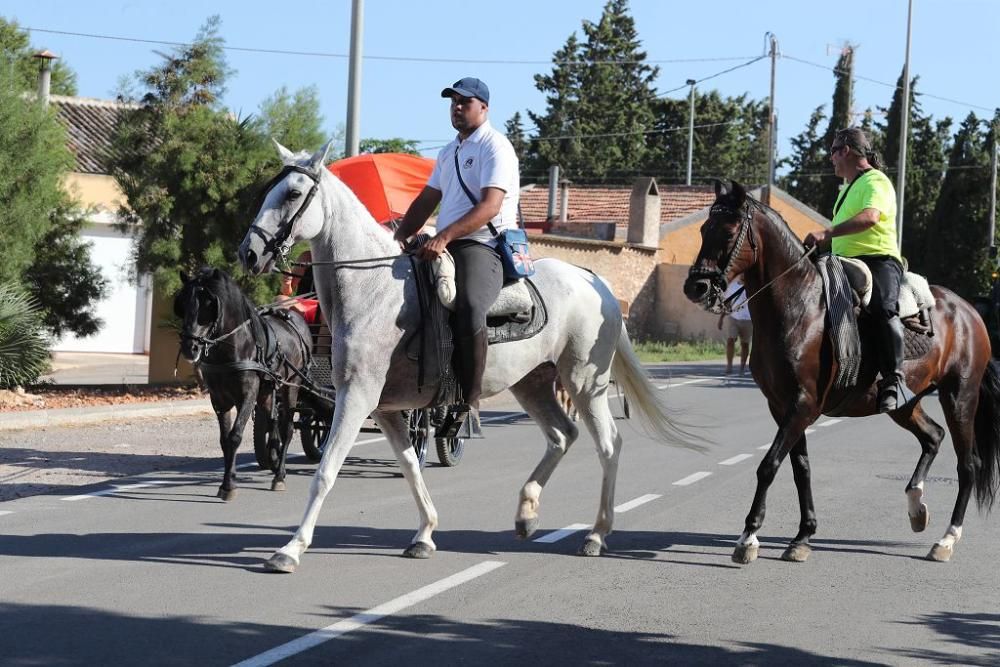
[392,77,520,438]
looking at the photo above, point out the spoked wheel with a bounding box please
[252,406,272,470]
[408,409,430,468]
[435,434,465,467]
[299,410,330,463]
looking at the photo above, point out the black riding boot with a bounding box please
[443,329,488,439]
[877,316,916,413]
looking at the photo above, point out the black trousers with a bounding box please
[858,255,903,319]
[447,239,503,337]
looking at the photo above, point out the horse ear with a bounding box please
[273,138,296,163]
[714,179,726,197]
[211,268,222,280]
[179,271,190,285]
[308,139,335,171]
[730,180,746,203]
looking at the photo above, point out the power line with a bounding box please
[782,53,995,114]
[25,27,758,66]
[657,55,768,97]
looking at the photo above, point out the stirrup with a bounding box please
[456,405,483,439]
[436,405,484,439]
[878,378,917,413]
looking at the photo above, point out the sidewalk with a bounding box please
[1,352,211,432]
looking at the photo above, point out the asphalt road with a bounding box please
[1,364,997,666]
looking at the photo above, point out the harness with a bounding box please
[245,165,322,266]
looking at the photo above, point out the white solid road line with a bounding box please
[614,494,662,513]
[673,471,712,486]
[719,454,753,466]
[533,523,590,543]
[62,480,173,501]
[818,418,843,427]
[0,511,13,517]
[230,560,507,667]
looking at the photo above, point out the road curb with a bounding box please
[0,399,214,432]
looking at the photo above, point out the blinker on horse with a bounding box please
[684,180,1000,564]
[237,140,697,573]
[175,267,312,500]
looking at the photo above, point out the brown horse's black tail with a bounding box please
[974,359,1000,511]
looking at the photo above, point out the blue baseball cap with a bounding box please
[440,77,490,105]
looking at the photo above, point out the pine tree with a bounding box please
[780,106,829,207]
[0,17,77,95]
[923,113,993,298]
[528,0,658,183]
[505,112,529,166]
[815,47,855,216]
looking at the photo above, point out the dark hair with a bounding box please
[835,127,883,170]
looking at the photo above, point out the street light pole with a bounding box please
[686,79,696,186]
[765,34,778,197]
[896,0,913,251]
[345,0,364,157]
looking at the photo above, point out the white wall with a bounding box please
[53,214,151,354]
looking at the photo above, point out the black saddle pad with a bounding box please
[485,278,548,345]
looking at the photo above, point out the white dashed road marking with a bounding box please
[719,454,753,466]
[533,523,590,543]
[231,560,507,667]
[62,480,173,501]
[0,511,13,517]
[818,418,843,427]
[673,471,712,486]
[656,378,713,391]
[614,494,661,513]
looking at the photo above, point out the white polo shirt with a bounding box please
[428,119,519,245]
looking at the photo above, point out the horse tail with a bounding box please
[973,359,1000,511]
[611,324,706,452]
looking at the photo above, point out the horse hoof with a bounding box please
[732,543,759,564]
[909,504,929,532]
[402,542,435,559]
[781,543,811,562]
[515,517,539,539]
[264,553,297,573]
[927,543,953,562]
[577,538,603,557]
[271,480,286,492]
[217,488,237,502]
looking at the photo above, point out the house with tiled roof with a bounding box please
[49,94,152,354]
[522,178,829,341]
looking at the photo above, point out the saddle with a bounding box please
[838,257,935,333]
[408,251,547,407]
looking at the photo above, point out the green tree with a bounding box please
[0,283,50,388]
[0,17,77,95]
[922,113,993,298]
[112,17,327,303]
[528,0,658,182]
[359,137,420,154]
[505,111,529,165]
[780,105,829,206]
[259,85,326,151]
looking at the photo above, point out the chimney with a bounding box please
[546,165,560,222]
[627,177,660,247]
[559,179,570,223]
[33,50,58,108]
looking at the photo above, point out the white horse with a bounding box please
[239,140,696,573]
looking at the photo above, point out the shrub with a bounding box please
[0,283,50,388]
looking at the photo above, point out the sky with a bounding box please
[5,0,999,178]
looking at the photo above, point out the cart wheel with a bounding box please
[435,435,465,467]
[300,411,329,462]
[408,409,429,468]
[252,407,272,471]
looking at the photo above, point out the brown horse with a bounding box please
[683,181,1000,564]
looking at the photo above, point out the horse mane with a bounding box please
[715,185,815,271]
[188,267,268,344]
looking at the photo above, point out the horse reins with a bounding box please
[245,164,322,265]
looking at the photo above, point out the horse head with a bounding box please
[683,179,758,312]
[175,268,229,363]
[239,139,335,276]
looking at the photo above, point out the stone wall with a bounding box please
[527,233,658,337]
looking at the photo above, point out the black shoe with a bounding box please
[878,377,917,413]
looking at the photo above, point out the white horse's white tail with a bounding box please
[611,325,706,452]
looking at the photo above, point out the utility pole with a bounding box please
[765,33,778,197]
[990,127,998,260]
[345,0,364,157]
[686,79,696,186]
[896,0,913,251]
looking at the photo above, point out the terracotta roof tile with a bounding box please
[520,183,716,227]
[50,95,136,175]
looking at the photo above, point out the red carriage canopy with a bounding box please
[327,153,435,225]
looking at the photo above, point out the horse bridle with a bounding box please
[689,200,759,313]
[245,164,322,265]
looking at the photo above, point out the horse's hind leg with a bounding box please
[374,409,439,558]
[271,389,298,492]
[571,387,622,557]
[929,383,979,561]
[508,365,580,541]
[890,404,945,532]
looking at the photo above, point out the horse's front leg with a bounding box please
[265,385,378,573]
[374,409,439,558]
[734,399,817,564]
[216,387,257,502]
